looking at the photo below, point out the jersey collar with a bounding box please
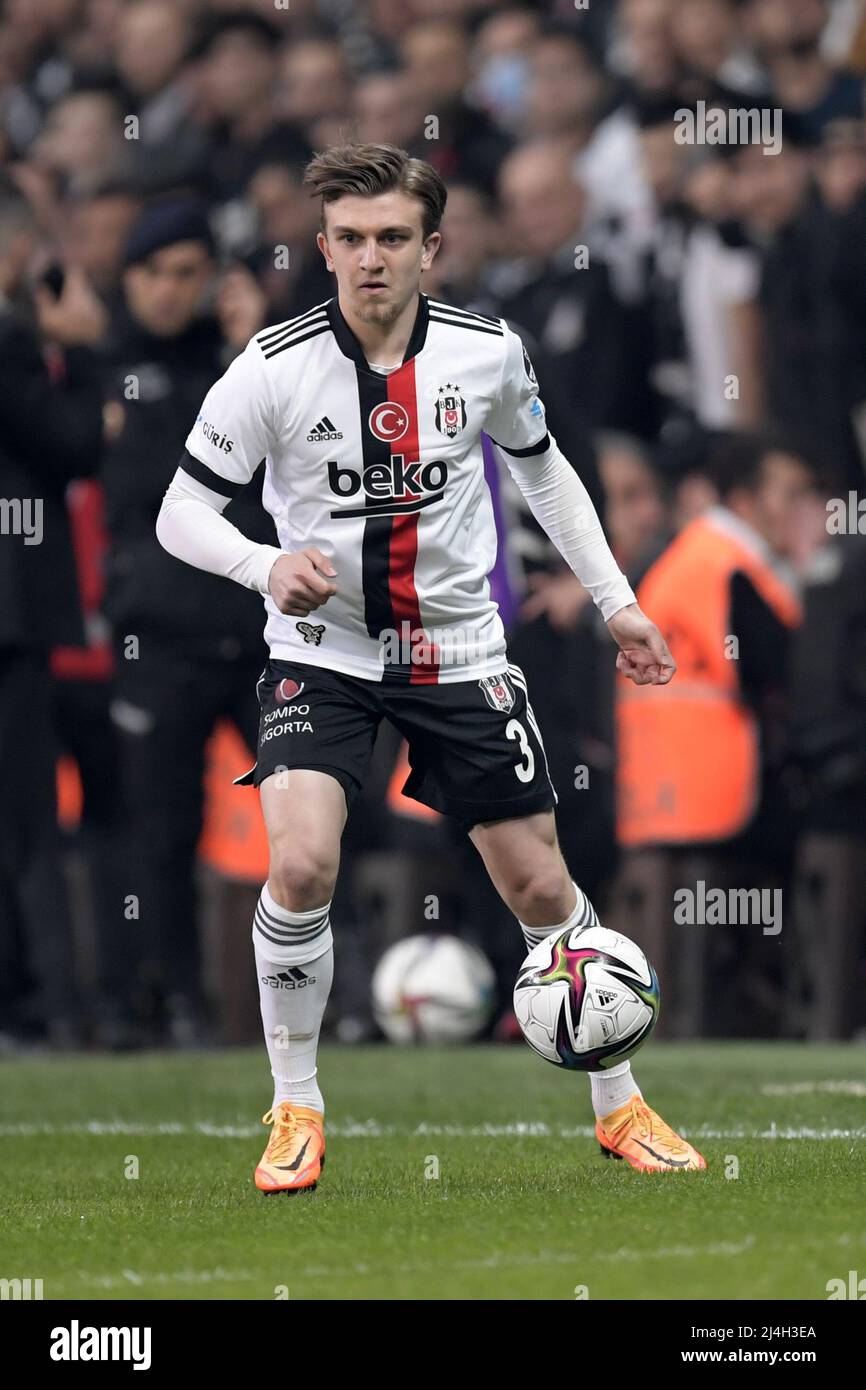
[327,292,429,373]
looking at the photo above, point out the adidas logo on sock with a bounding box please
[306,416,343,442]
[261,968,316,990]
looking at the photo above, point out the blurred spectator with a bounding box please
[789,525,866,1038]
[615,431,816,1034]
[467,6,540,136]
[353,68,422,150]
[732,131,863,487]
[113,0,209,193]
[242,160,333,322]
[745,0,865,141]
[61,182,143,307]
[398,18,513,193]
[671,0,767,95]
[275,33,354,140]
[420,179,500,306]
[100,197,276,1044]
[31,85,128,196]
[523,24,612,148]
[0,180,105,1045]
[198,13,310,210]
[632,104,765,437]
[495,137,645,432]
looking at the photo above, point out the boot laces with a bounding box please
[262,1106,305,1163]
[629,1097,689,1155]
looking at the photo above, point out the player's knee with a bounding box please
[268,843,337,912]
[509,867,572,927]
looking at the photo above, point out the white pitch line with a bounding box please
[761,1081,866,1097]
[58,1231,866,1294]
[64,1242,761,1292]
[0,1120,864,1140]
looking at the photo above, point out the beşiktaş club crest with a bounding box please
[435,384,467,438]
[478,673,516,712]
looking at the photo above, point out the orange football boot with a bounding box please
[255,1102,326,1193]
[596,1093,706,1171]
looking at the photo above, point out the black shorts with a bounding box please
[235,659,558,831]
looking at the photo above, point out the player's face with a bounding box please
[317,190,440,326]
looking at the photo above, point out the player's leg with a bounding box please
[467,807,595,943]
[389,665,704,1172]
[257,767,345,1109]
[250,769,345,1192]
[240,659,380,1192]
[468,807,638,1101]
[469,807,705,1171]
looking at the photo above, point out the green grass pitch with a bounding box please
[1,1042,864,1300]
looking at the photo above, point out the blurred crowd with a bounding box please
[2,0,866,1050]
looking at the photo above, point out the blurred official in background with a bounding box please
[101,198,276,1044]
[0,180,105,1045]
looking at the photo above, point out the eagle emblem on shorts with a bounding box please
[478,673,515,712]
[296,622,325,646]
[435,384,466,438]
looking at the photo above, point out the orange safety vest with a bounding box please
[616,512,801,847]
[386,739,440,821]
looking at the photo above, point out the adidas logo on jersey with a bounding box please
[307,416,343,442]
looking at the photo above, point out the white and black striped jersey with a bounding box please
[181,292,553,684]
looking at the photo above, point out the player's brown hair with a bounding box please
[302,142,447,239]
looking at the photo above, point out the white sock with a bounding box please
[589,1061,641,1119]
[518,879,598,954]
[252,884,334,1114]
[515,884,638,1118]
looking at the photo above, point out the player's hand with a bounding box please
[268,548,338,616]
[607,602,676,686]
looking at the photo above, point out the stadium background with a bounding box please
[2,0,866,1054]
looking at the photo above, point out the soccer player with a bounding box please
[156,143,706,1185]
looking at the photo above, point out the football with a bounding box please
[371,934,496,1044]
[513,925,660,1069]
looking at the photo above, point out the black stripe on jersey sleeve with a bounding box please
[428,313,504,337]
[177,448,247,498]
[426,299,503,328]
[487,432,551,458]
[261,323,331,360]
[256,303,330,348]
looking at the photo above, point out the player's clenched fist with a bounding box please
[267,547,338,616]
[606,601,676,686]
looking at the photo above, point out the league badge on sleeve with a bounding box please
[435,384,467,438]
[522,344,538,386]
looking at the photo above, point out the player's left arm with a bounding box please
[485,324,675,687]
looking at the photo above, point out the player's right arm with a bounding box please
[155,337,337,616]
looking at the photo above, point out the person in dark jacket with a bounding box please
[101,197,278,1044]
[0,183,106,1044]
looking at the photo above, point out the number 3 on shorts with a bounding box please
[506,718,535,783]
